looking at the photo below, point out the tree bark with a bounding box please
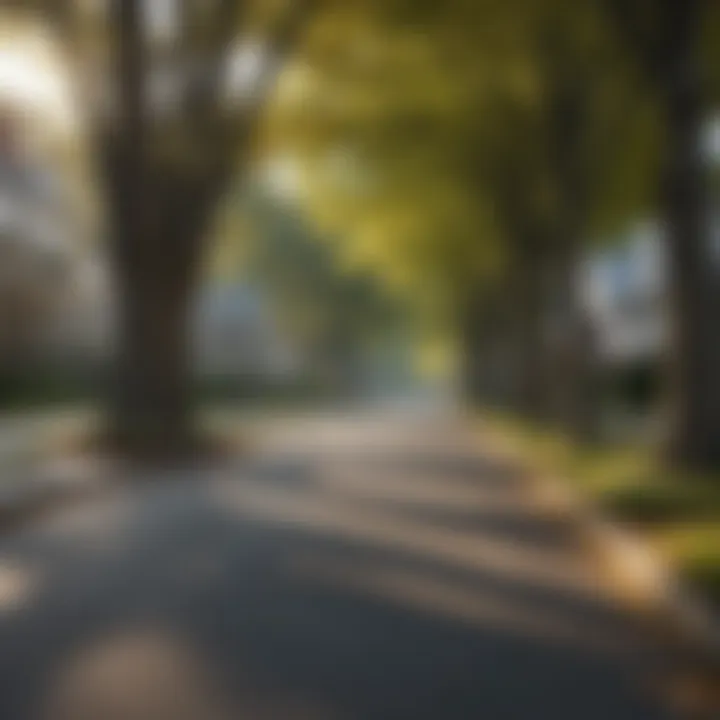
[100,0,214,459]
[540,56,601,444]
[458,292,486,406]
[458,289,510,408]
[547,236,599,443]
[510,243,550,421]
[105,176,209,458]
[109,250,195,457]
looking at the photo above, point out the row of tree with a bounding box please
[14,0,719,470]
[266,0,720,470]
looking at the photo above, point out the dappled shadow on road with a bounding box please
[0,416,679,719]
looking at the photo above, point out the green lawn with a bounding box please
[481,414,720,606]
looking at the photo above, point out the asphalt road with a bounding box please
[0,412,681,719]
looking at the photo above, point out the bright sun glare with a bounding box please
[0,32,73,129]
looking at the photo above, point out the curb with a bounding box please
[480,424,720,710]
[543,478,720,718]
[0,456,116,534]
[548,477,720,654]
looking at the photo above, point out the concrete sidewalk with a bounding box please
[0,412,694,719]
[0,409,101,528]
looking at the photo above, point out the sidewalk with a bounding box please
[0,408,101,528]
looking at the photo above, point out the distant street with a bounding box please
[0,411,682,719]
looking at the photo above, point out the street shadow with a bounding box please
[0,434,678,720]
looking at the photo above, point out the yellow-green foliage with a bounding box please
[483,413,720,602]
[262,0,664,332]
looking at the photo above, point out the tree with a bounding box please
[267,0,655,435]
[16,0,314,457]
[265,0,519,398]
[601,0,720,470]
[218,183,403,396]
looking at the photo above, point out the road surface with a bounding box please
[0,412,682,719]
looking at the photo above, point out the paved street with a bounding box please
[0,412,680,719]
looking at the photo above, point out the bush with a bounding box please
[0,364,102,409]
[599,480,720,525]
[604,359,661,412]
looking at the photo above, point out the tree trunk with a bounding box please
[458,289,510,408]
[100,0,217,459]
[102,140,212,459]
[548,238,599,443]
[541,61,600,444]
[511,246,549,421]
[661,0,720,470]
[108,238,198,458]
[458,292,487,406]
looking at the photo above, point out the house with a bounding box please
[0,116,76,365]
[582,117,720,371]
[192,283,297,379]
[581,222,667,367]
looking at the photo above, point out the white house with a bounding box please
[192,284,297,379]
[581,222,667,366]
[582,117,720,368]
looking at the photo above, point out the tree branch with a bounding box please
[1,1,70,44]
[205,0,318,189]
[103,0,149,261]
[600,0,670,84]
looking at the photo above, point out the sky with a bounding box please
[0,24,75,132]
